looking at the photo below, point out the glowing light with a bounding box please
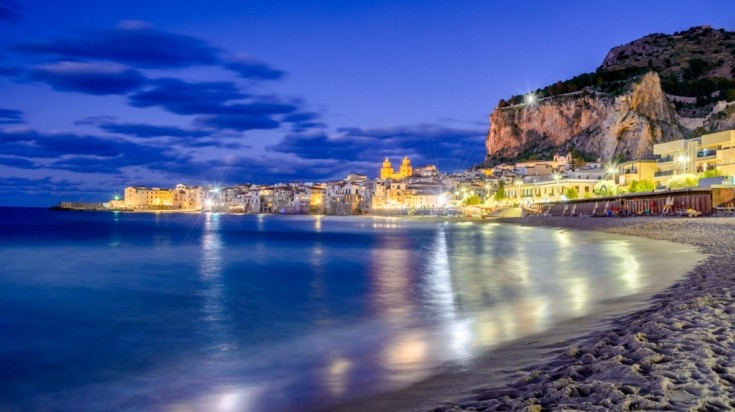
[324,358,352,395]
[384,331,428,367]
[525,93,536,104]
[437,194,447,207]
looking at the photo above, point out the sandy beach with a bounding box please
[421,216,735,411]
[325,215,735,411]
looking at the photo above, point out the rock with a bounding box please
[486,72,683,162]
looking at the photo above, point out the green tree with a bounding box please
[564,187,579,199]
[463,194,482,206]
[494,180,506,201]
[593,180,619,196]
[627,179,655,193]
[701,168,722,178]
[667,174,699,189]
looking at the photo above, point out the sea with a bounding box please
[0,207,696,411]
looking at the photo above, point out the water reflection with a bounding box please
[179,219,685,411]
[607,240,642,292]
[324,357,352,395]
[314,215,322,232]
[370,235,413,319]
[199,213,233,354]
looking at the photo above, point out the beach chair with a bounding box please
[598,201,610,217]
[661,196,674,215]
[590,202,598,217]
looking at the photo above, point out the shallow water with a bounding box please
[0,208,697,411]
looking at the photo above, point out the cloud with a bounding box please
[282,111,326,132]
[12,21,289,82]
[128,78,247,114]
[14,21,219,68]
[147,155,341,184]
[224,56,285,80]
[0,108,23,124]
[129,78,310,131]
[0,128,188,173]
[268,123,487,171]
[76,117,209,138]
[74,117,236,148]
[0,176,115,206]
[0,155,35,168]
[30,61,146,95]
[195,114,280,131]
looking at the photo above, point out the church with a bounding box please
[380,156,413,180]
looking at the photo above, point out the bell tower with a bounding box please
[399,156,412,178]
[380,158,394,179]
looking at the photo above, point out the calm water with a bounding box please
[0,208,695,411]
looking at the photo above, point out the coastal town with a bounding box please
[59,128,735,217]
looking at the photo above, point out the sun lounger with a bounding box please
[662,196,674,215]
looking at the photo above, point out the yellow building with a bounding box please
[380,156,413,180]
[124,186,174,208]
[653,129,735,185]
[618,160,657,186]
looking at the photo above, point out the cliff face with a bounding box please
[486,72,683,162]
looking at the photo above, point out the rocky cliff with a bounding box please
[485,26,735,164]
[486,72,683,162]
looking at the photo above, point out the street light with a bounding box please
[677,154,689,174]
[552,172,562,201]
[606,164,619,185]
[514,179,523,204]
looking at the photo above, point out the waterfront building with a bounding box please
[618,160,657,186]
[653,129,735,186]
[371,180,407,211]
[258,186,275,213]
[326,179,366,215]
[124,186,174,209]
[290,185,325,214]
[173,184,203,210]
[404,181,451,209]
[505,177,598,202]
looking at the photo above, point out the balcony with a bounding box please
[654,170,675,177]
[696,149,717,159]
[656,155,674,164]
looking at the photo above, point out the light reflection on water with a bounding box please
[0,211,700,412]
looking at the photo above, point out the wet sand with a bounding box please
[327,216,735,411]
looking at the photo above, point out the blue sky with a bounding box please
[1,0,734,206]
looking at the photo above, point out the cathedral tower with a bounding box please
[380,158,394,179]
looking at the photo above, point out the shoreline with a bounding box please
[437,216,735,411]
[327,216,735,411]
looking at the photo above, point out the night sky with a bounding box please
[1,1,734,206]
